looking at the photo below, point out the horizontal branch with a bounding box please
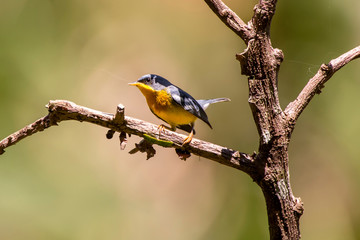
[204,0,254,43]
[285,45,360,122]
[0,100,255,174]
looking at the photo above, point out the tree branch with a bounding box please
[206,1,304,239]
[0,100,255,173]
[251,0,278,34]
[0,115,53,155]
[285,45,360,123]
[204,0,254,43]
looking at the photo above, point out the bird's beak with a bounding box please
[128,82,139,86]
[128,81,155,94]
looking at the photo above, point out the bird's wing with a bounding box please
[166,85,212,128]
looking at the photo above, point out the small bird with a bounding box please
[129,74,230,145]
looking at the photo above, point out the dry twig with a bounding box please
[0,100,254,173]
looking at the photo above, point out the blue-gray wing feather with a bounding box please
[166,85,212,128]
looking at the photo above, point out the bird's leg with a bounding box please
[156,124,175,139]
[182,130,194,146]
[156,125,166,139]
[182,124,194,146]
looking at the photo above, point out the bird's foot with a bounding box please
[156,124,169,139]
[182,130,194,146]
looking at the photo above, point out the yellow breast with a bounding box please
[135,84,197,128]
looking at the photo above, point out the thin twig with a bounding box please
[0,115,53,155]
[0,100,255,173]
[285,45,360,122]
[106,104,125,140]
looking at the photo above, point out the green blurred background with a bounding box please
[1,0,359,239]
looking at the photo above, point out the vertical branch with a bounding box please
[237,0,284,145]
[252,0,278,34]
[206,0,301,239]
[206,1,359,239]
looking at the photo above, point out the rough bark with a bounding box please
[205,0,303,238]
[205,0,359,239]
[0,100,255,173]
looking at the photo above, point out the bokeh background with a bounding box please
[1,0,360,239]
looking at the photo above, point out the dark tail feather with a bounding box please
[197,98,231,110]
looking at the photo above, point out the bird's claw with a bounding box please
[182,130,194,146]
[157,124,167,139]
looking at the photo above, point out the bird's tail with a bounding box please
[197,98,231,110]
